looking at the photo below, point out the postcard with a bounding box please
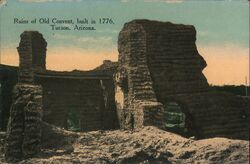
[0,0,249,163]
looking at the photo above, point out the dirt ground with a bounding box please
[0,124,249,164]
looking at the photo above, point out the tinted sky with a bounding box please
[0,0,249,85]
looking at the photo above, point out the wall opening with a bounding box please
[66,108,80,132]
[163,102,187,136]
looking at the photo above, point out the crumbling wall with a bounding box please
[5,31,45,161]
[115,21,164,129]
[166,92,249,139]
[116,20,249,140]
[17,31,47,83]
[143,21,209,97]
[5,84,42,162]
[38,76,118,131]
[0,65,18,131]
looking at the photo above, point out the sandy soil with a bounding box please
[0,124,249,164]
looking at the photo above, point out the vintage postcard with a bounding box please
[0,0,249,163]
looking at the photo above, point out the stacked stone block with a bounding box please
[5,31,45,161]
[5,84,42,161]
[17,31,47,83]
[115,21,165,129]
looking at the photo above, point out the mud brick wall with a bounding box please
[39,77,118,131]
[5,84,42,162]
[0,65,18,131]
[142,21,209,99]
[116,19,249,140]
[166,92,250,140]
[17,31,47,83]
[116,20,165,129]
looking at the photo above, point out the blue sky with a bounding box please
[0,0,248,49]
[0,0,249,85]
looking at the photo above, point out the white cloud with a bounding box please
[0,0,7,7]
[19,0,82,3]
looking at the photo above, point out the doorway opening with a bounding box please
[66,108,80,132]
[163,102,187,136]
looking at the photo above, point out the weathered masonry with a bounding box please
[114,20,249,139]
[16,31,119,132]
[37,71,118,131]
[0,20,249,154]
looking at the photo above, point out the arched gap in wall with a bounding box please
[66,108,80,132]
[162,100,198,138]
[163,102,187,136]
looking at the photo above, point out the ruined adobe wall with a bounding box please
[17,31,47,83]
[5,84,42,162]
[115,21,164,129]
[116,20,249,140]
[0,65,18,131]
[38,77,118,131]
[5,31,45,162]
[166,92,249,139]
[141,20,209,99]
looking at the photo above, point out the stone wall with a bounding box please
[5,31,46,161]
[166,92,249,139]
[5,84,42,162]
[0,65,18,131]
[115,20,164,129]
[15,31,119,132]
[144,21,209,97]
[17,31,47,83]
[116,19,249,140]
[38,76,118,131]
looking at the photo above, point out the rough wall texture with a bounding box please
[115,20,165,129]
[17,31,47,83]
[5,31,45,161]
[116,20,249,140]
[5,84,42,162]
[143,21,209,97]
[166,92,249,139]
[0,65,18,131]
[38,76,118,131]
[15,31,119,132]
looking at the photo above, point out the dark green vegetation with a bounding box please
[210,85,249,97]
